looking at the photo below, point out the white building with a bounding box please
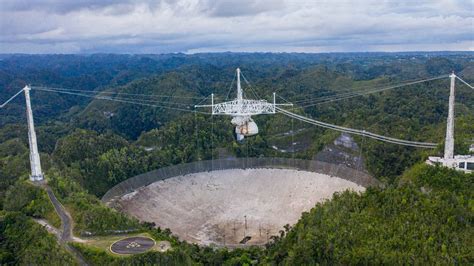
[427,155,474,173]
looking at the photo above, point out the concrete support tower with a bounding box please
[444,73,456,161]
[427,72,473,173]
[24,85,44,181]
[236,68,242,102]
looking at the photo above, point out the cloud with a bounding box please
[0,0,135,13]
[203,0,285,17]
[0,0,472,53]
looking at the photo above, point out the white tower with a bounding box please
[444,73,456,160]
[237,68,243,103]
[24,85,44,181]
[427,72,473,173]
[231,68,259,141]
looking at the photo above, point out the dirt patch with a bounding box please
[315,133,367,171]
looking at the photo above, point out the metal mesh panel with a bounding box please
[102,158,379,203]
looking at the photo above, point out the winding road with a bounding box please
[44,184,89,266]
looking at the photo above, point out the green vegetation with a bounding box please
[52,115,233,197]
[72,231,264,265]
[48,172,141,235]
[3,181,61,228]
[72,243,193,266]
[265,164,473,264]
[0,53,473,264]
[0,212,75,265]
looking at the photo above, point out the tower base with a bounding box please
[426,155,473,173]
[29,174,44,182]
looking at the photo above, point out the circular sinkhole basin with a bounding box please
[114,168,365,247]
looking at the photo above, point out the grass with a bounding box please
[44,207,62,229]
[25,179,62,228]
[79,232,167,256]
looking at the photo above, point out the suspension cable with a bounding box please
[456,76,474,89]
[241,71,261,99]
[288,75,436,104]
[0,88,25,108]
[225,71,237,101]
[34,87,210,114]
[34,87,193,107]
[276,107,437,148]
[296,75,448,108]
[288,75,447,108]
[31,86,206,99]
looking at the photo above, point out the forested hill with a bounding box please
[61,52,474,180]
[1,52,472,126]
[0,52,473,264]
[265,164,473,264]
[0,52,473,193]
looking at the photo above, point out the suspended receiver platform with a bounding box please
[195,68,292,141]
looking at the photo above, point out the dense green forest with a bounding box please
[0,52,473,264]
[265,164,473,264]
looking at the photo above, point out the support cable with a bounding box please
[280,75,447,107]
[276,107,437,148]
[194,95,210,107]
[361,87,430,141]
[211,112,214,171]
[225,71,237,101]
[195,110,199,162]
[456,76,474,89]
[241,72,261,99]
[291,114,295,164]
[34,87,210,114]
[31,86,206,99]
[34,87,193,106]
[277,93,293,104]
[0,88,24,108]
[297,75,448,108]
[290,75,448,103]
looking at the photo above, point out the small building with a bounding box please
[427,155,474,173]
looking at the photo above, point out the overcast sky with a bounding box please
[0,0,472,54]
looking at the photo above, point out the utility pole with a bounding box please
[244,215,247,237]
[24,85,44,181]
[233,221,236,236]
[444,73,456,162]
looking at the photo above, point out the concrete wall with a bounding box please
[102,157,379,203]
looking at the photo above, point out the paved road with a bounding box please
[45,186,72,242]
[44,184,89,266]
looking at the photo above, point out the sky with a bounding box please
[0,0,473,54]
